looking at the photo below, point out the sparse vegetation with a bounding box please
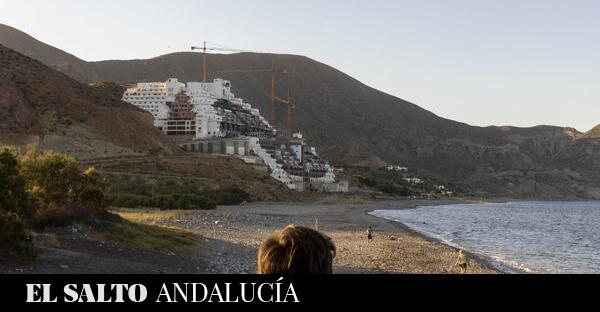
[107,181,251,210]
[345,165,416,196]
[108,192,216,210]
[0,146,203,259]
[106,187,251,210]
[344,165,464,197]
[84,155,296,204]
[113,209,183,224]
[203,188,251,206]
[92,213,199,252]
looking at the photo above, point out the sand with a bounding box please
[1,197,499,274]
[149,197,499,274]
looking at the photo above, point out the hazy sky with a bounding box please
[1,0,599,131]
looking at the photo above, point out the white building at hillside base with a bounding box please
[123,78,271,138]
[122,78,347,193]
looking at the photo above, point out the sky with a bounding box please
[1,0,599,132]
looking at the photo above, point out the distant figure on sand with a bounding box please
[455,250,468,273]
[366,225,373,242]
[257,224,336,274]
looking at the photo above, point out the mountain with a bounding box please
[0,24,91,82]
[580,125,600,139]
[2,23,599,199]
[0,43,179,159]
[0,43,296,201]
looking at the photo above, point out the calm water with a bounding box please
[370,201,600,273]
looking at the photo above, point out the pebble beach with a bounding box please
[139,198,500,274]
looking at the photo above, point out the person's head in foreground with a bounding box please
[257,224,336,274]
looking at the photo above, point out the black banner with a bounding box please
[0,274,597,308]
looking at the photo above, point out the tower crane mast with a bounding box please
[217,65,287,127]
[191,41,247,83]
[273,94,294,152]
[191,42,296,166]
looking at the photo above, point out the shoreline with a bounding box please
[360,200,513,274]
[366,204,518,274]
[3,197,502,274]
[153,197,502,274]
[367,200,546,274]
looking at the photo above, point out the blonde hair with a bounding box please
[257,224,336,274]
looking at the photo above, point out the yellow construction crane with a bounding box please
[273,94,295,153]
[219,69,296,175]
[217,65,287,127]
[191,42,247,83]
[191,43,296,160]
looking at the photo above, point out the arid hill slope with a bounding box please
[2,23,599,199]
[0,43,180,159]
[0,44,297,200]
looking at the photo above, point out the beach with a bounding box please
[2,197,499,274]
[122,197,499,274]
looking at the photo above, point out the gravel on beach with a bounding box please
[152,199,499,274]
[1,198,499,274]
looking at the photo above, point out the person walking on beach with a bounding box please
[366,225,373,243]
[455,250,468,273]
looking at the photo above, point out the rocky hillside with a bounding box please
[2,23,599,199]
[579,125,600,139]
[0,43,180,159]
[0,24,91,82]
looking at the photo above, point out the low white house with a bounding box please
[404,177,423,185]
[386,165,408,172]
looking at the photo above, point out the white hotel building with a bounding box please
[122,78,343,192]
[122,78,270,138]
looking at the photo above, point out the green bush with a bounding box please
[205,188,251,205]
[107,186,249,209]
[355,175,378,188]
[0,147,32,217]
[19,147,109,225]
[19,148,82,211]
[0,213,34,258]
[378,183,411,196]
[0,148,34,258]
[79,167,109,213]
[108,193,216,210]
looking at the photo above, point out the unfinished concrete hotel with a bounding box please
[122,78,347,192]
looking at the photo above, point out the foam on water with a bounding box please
[370,201,600,274]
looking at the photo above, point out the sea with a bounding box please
[370,201,600,274]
